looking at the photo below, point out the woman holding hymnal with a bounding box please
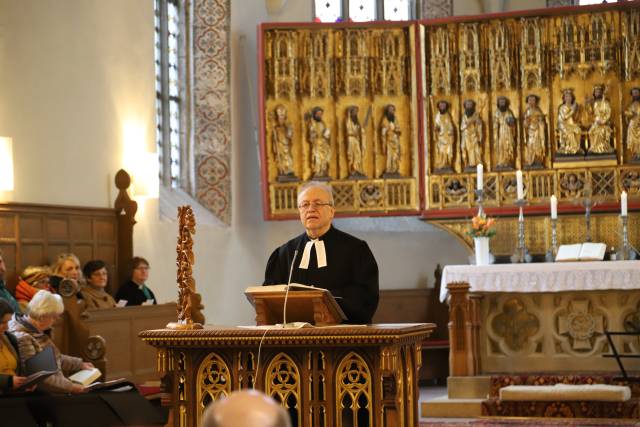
[0,298,31,393]
[9,290,94,393]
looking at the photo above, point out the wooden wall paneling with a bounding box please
[47,217,69,240]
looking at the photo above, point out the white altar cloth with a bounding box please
[440,260,640,302]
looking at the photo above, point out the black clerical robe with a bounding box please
[264,226,379,324]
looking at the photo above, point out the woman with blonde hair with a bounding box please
[9,290,94,393]
[50,253,83,294]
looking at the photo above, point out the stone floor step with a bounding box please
[421,395,484,418]
[447,375,491,399]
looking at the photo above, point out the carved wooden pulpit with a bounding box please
[140,323,434,427]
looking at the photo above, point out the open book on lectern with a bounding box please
[244,283,346,326]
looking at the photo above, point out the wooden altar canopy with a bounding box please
[140,323,434,427]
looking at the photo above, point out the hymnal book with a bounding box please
[25,346,58,374]
[69,367,102,386]
[244,283,316,293]
[84,378,133,393]
[556,243,607,262]
[17,370,57,391]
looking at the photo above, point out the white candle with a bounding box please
[550,195,558,219]
[476,164,483,191]
[516,170,524,200]
[621,191,628,217]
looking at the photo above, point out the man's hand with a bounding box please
[70,383,86,394]
[82,362,95,370]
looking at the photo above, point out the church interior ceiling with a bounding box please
[258,3,640,223]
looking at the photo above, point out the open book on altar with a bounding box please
[244,283,346,326]
[555,243,607,262]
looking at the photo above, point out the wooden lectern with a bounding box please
[245,285,347,326]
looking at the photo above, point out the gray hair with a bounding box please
[297,181,334,206]
[27,290,64,320]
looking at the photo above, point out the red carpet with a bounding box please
[420,417,640,426]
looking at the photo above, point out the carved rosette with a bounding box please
[556,299,606,353]
[489,297,540,354]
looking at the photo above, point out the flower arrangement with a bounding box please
[467,213,497,238]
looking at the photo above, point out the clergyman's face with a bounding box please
[632,88,640,102]
[438,102,448,114]
[298,187,335,238]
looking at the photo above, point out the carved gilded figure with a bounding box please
[345,106,366,178]
[380,104,402,176]
[460,99,483,169]
[434,100,456,171]
[523,95,546,167]
[557,89,583,155]
[307,107,332,179]
[271,105,296,180]
[624,87,640,161]
[493,97,517,169]
[585,84,615,154]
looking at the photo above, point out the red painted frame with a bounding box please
[257,0,640,221]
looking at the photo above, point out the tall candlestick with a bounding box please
[476,164,483,191]
[550,195,558,219]
[621,191,628,217]
[516,170,524,200]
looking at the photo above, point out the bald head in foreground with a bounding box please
[201,390,291,427]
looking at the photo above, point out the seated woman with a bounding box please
[115,257,157,306]
[0,299,28,394]
[15,266,53,313]
[50,253,83,293]
[81,260,116,309]
[9,290,93,394]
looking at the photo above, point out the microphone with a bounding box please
[282,249,298,327]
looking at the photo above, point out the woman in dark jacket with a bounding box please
[0,298,28,393]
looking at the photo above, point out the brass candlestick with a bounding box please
[511,199,528,263]
[621,214,629,260]
[545,218,558,262]
[475,188,484,217]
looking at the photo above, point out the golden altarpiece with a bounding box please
[258,3,640,259]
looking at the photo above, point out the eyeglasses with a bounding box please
[135,266,150,271]
[298,201,333,210]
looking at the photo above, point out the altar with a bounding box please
[441,261,640,376]
[139,323,434,427]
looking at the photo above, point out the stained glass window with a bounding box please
[579,0,616,4]
[383,0,410,21]
[155,0,184,188]
[314,0,342,22]
[349,0,377,21]
[314,0,414,23]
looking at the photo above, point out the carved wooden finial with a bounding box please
[167,205,203,330]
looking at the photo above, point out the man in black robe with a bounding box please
[264,182,379,324]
